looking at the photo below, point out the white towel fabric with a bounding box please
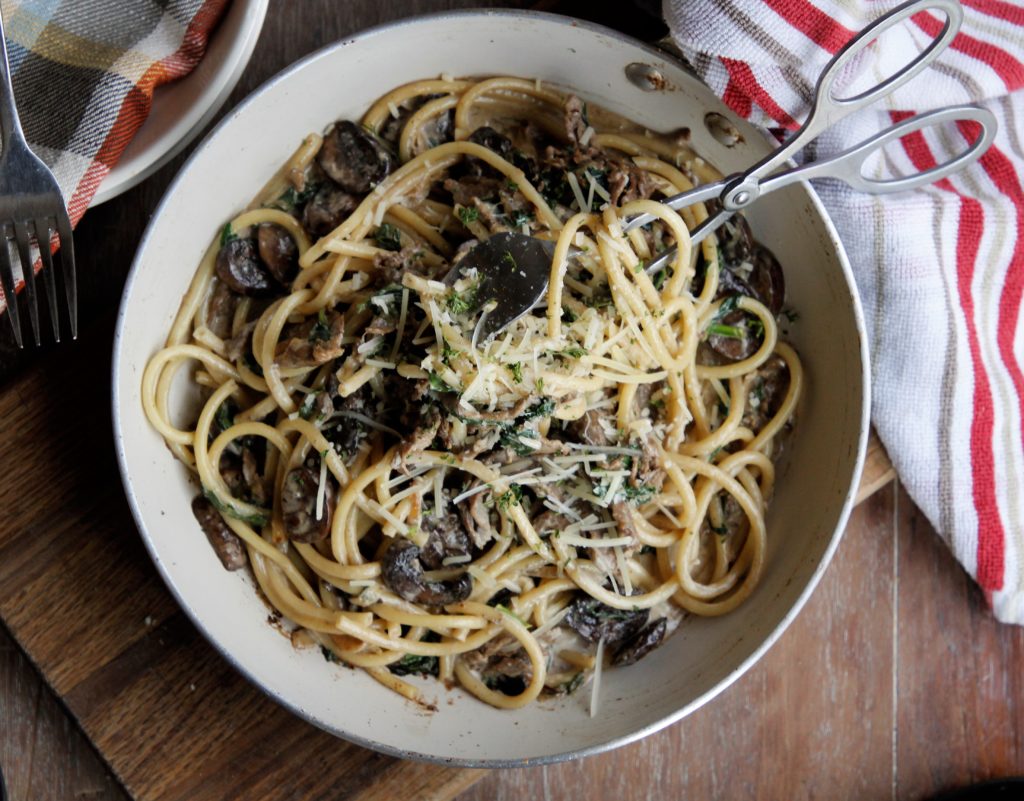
[663,0,1024,623]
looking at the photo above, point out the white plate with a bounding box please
[113,11,870,766]
[90,0,268,206]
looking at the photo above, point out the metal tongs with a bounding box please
[451,0,996,340]
[631,0,995,276]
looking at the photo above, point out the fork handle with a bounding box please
[0,3,26,152]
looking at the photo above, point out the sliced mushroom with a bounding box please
[746,244,785,316]
[205,279,237,338]
[568,408,610,447]
[192,496,246,571]
[380,538,473,605]
[564,595,649,645]
[216,238,275,296]
[611,617,668,666]
[460,633,533,697]
[317,121,392,193]
[324,384,372,459]
[468,126,514,159]
[280,466,335,543]
[458,490,497,549]
[419,511,472,569]
[257,224,299,284]
[302,185,360,239]
[707,306,761,362]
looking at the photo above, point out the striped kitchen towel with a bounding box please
[663,0,1024,623]
[0,0,230,309]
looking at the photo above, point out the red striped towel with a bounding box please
[0,0,230,311]
[664,0,1024,623]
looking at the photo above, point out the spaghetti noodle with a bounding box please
[142,76,801,711]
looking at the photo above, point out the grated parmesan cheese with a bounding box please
[315,453,328,520]
[566,171,589,212]
[590,637,605,718]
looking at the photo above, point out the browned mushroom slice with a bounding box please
[280,466,335,543]
[419,511,472,570]
[564,595,649,645]
[381,538,473,605]
[468,126,514,160]
[461,634,534,696]
[317,121,392,193]
[568,408,610,447]
[746,244,785,316]
[216,238,275,296]
[191,496,247,571]
[301,184,360,239]
[707,306,761,362]
[611,617,668,666]
[257,223,299,284]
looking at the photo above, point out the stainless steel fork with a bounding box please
[0,4,76,347]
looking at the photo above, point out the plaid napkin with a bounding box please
[664,0,1024,623]
[0,0,230,309]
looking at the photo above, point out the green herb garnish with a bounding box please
[428,371,455,392]
[308,308,331,342]
[707,323,745,339]
[374,222,403,251]
[621,484,656,506]
[388,653,439,677]
[203,489,269,527]
[507,362,523,383]
[457,205,479,226]
[496,483,524,510]
[219,222,237,247]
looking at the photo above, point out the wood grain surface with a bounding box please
[1,2,1021,800]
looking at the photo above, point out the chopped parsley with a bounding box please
[509,209,533,228]
[269,182,320,212]
[373,222,403,252]
[557,346,587,359]
[457,205,479,226]
[507,362,524,383]
[561,308,578,324]
[500,250,517,271]
[219,222,237,247]
[651,267,668,291]
[506,180,520,192]
[496,483,524,510]
[388,654,439,677]
[428,371,455,392]
[202,489,269,527]
[621,484,656,506]
[560,673,585,695]
[308,308,331,342]
[441,340,461,365]
[446,280,480,315]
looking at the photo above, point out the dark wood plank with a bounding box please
[895,484,1024,799]
[459,486,898,801]
[1,625,126,801]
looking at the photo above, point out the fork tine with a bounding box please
[36,220,60,342]
[0,229,22,348]
[13,220,40,345]
[54,208,76,339]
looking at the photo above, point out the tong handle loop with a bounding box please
[780,105,997,194]
[747,0,963,183]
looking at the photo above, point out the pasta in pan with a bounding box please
[142,76,801,711]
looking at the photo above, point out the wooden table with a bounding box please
[2,2,1024,799]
